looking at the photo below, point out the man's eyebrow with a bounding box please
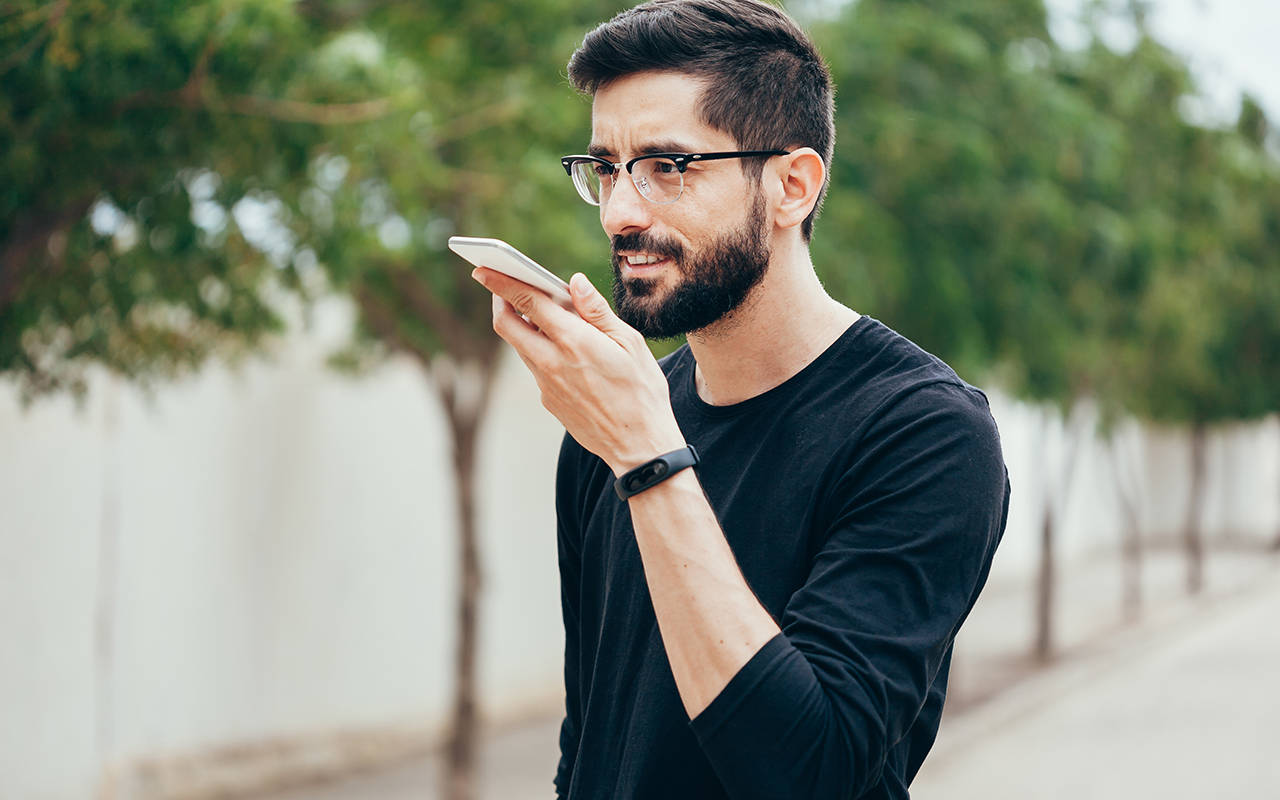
[637,139,699,156]
[586,139,702,160]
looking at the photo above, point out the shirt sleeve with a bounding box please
[688,381,1009,800]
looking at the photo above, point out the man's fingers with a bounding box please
[477,265,649,369]
[490,288,559,365]
[473,267,573,339]
[570,273,624,334]
[570,272,650,353]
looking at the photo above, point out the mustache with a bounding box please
[610,232,684,270]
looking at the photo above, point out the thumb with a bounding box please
[570,273,623,330]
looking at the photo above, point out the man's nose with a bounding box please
[601,171,655,237]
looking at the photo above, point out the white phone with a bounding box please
[448,236,575,312]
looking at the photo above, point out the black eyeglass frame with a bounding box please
[559,150,791,205]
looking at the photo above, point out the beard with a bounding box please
[610,193,771,339]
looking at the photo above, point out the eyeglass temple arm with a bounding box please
[560,150,790,176]
[662,150,791,172]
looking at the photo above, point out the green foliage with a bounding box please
[0,0,621,400]
[808,0,1280,425]
[308,0,622,371]
[1,0,338,398]
[3,0,1278,432]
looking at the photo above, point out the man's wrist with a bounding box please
[608,423,688,476]
[614,445,699,500]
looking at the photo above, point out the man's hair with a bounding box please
[568,0,835,241]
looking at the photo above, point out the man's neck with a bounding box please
[686,239,859,407]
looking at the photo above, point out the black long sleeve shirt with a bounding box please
[554,317,1009,799]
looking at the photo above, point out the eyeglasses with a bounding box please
[560,150,790,206]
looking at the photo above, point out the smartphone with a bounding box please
[448,236,575,312]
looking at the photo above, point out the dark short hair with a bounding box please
[568,0,835,241]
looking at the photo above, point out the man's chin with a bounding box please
[613,279,680,338]
[617,274,664,299]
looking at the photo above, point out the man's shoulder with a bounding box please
[811,318,999,453]
[849,316,960,379]
[829,317,983,403]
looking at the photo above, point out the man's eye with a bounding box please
[593,164,613,177]
[653,160,678,174]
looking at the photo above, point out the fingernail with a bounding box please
[572,273,591,295]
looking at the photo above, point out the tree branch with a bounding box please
[222,94,392,124]
[112,23,390,124]
[115,86,391,124]
[1,0,70,76]
[431,96,526,144]
[178,29,219,108]
[354,266,500,367]
[0,196,95,318]
[387,270,488,362]
[354,282,429,362]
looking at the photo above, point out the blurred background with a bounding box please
[2,0,1278,799]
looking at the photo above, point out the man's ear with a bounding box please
[769,147,825,232]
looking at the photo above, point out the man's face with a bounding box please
[589,72,773,338]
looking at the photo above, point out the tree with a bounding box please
[1066,33,1280,594]
[3,2,621,798]
[1,0,353,399]
[807,0,1280,653]
[3,8,376,796]
[809,0,1125,661]
[291,3,622,797]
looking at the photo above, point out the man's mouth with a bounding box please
[611,232,684,278]
[624,253,666,266]
[616,251,676,278]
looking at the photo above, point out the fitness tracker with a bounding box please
[614,445,700,501]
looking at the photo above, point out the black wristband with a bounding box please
[614,445,699,501]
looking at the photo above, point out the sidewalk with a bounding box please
[253,714,562,800]
[252,546,1280,800]
[912,557,1280,798]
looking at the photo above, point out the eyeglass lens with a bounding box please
[570,157,683,206]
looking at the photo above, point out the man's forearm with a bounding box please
[625,468,781,719]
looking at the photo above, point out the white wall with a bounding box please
[985,390,1279,584]
[0,298,566,800]
[2,302,1277,799]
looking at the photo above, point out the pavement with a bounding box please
[252,546,1280,800]
[252,715,562,800]
[912,555,1280,799]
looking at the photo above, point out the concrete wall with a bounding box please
[985,391,1279,582]
[2,300,1277,799]
[1,299,566,800]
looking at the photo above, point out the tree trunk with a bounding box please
[1034,499,1055,663]
[1273,447,1280,551]
[1109,434,1142,620]
[1119,500,1142,619]
[1184,422,1208,595]
[350,270,502,800]
[0,198,94,317]
[1034,405,1087,663]
[435,355,499,800]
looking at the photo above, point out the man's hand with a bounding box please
[473,267,686,475]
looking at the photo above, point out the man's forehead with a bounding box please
[587,71,731,157]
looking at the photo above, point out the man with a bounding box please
[470,1,1009,797]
